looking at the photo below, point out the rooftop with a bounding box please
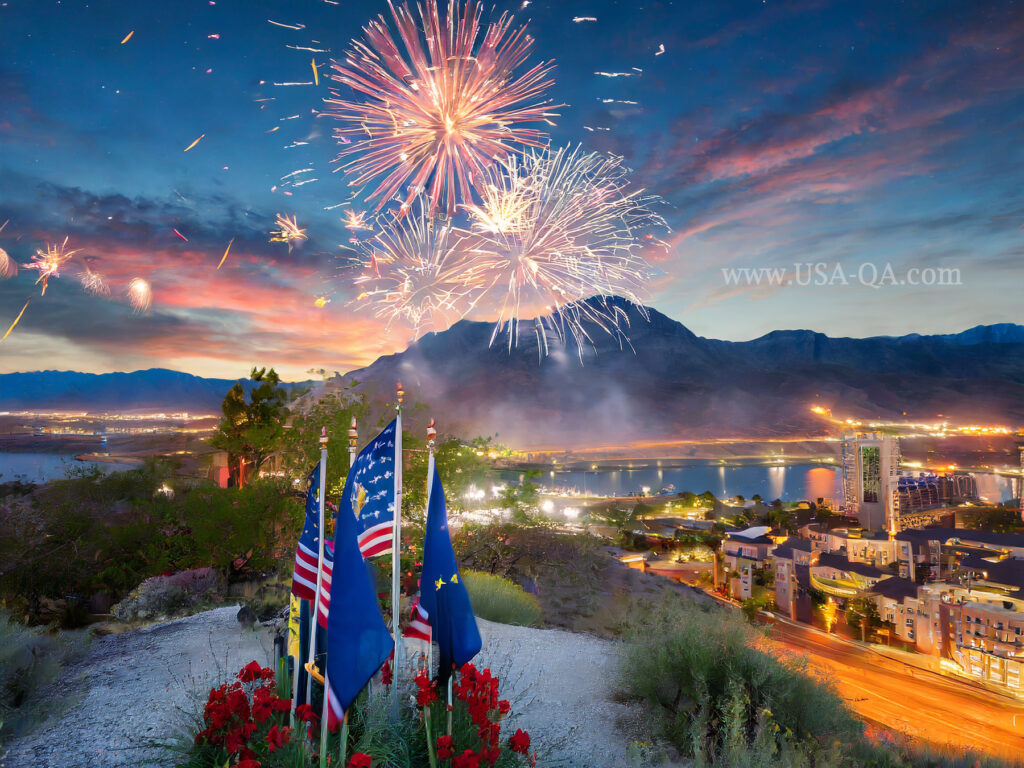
[816,552,886,579]
[871,576,919,602]
[896,528,1024,549]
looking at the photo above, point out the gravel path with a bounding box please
[474,619,646,768]
[1,610,649,768]
[1,607,274,768]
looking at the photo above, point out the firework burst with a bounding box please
[0,247,15,280]
[127,278,152,312]
[22,237,81,295]
[269,213,309,249]
[79,258,110,296]
[353,200,478,335]
[325,0,559,215]
[463,145,667,353]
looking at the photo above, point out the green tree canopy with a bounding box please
[210,367,289,486]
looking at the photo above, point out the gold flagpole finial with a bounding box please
[396,380,404,406]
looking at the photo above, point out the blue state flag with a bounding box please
[419,463,482,685]
[340,419,397,559]
[325,461,395,728]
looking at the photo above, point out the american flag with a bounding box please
[403,597,431,642]
[291,465,323,602]
[341,419,398,558]
[316,542,334,628]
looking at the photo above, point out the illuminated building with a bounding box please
[841,432,901,532]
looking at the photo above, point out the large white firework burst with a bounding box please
[462,145,667,354]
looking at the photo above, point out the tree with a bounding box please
[210,368,289,487]
[499,476,540,524]
[844,596,882,641]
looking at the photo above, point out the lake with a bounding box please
[509,463,1018,504]
[0,453,136,483]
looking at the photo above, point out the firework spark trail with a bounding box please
[461,145,667,354]
[324,0,560,216]
[351,200,480,335]
[344,210,372,230]
[217,237,234,270]
[127,278,152,312]
[183,134,206,152]
[269,213,308,248]
[22,237,81,295]
[1,299,29,343]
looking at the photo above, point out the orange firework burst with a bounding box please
[22,237,81,295]
[0,247,15,279]
[325,0,560,215]
[269,213,308,248]
[127,278,152,312]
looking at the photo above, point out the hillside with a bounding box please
[322,299,1024,446]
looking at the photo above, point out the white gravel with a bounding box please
[1,607,274,768]
[1,610,653,768]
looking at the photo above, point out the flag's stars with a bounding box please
[435,576,446,590]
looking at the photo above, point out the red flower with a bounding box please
[414,671,438,707]
[295,703,319,723]
[348,753,373,768]
[237,760,261,768]
[381,658,393,686]
[436,734,454,760]
[481,747,501,767]
[260,666,275,680]
[252,699,273,723]
[237,661,263,683]
[509,729,531,754]
[497,700,511,715]
[452,749,481,768]
[265,725,291,752]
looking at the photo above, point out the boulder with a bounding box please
[111,567,225,623]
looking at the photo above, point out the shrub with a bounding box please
[462,571,542,627]
[0,611,82,745]
[617,599,860,766]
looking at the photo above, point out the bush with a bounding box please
[617,599,861,766]
[0,611,82,745]
[462,570,543,627]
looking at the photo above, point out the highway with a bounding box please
[765,619,1024,759]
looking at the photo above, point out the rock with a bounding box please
[110,567,225,623]
[236,604,257,631]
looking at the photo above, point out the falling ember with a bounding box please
[173,228,189,242]
[311,58,319,85]
[22,237,81,296]
[269,213,308,247]
[217,237,234,269]
[325,0,560,215]
[1,299,30,343]
[314,296,329,307]
[183,134,206,152]
[0,247,16,279]
[120,30,134,44]
[127,278,152,312]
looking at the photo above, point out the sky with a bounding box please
[1,0,1023,380]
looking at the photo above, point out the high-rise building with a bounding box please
[840,432,901,531]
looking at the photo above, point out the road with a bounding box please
[765,619,1024,759]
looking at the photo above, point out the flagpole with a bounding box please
[306,426,328,707]
[391,381,404,718]
[318,673,330,768]
[289,594,301,727]
[426,419,436,680]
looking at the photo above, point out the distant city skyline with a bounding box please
[2,0,1023,380]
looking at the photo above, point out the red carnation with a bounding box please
[381,658,393,686]
[260,666,275,680]
[348,753,373,768]
[295,703,319,723]
[237,661,263,682]
[452,749,481,768]
[509,729,531,754]
[436,734,454,760]
[497,699,511,715]
[265,725,291,752]
[237,760,261,768]
[481,746,501,767]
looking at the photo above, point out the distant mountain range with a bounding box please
[0,369,311,413]
[2,301,1023,445]
[320,299,1024,446]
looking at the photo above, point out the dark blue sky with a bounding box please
[2,0,1022,378]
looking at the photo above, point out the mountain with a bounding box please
[0,369,311,413]
[321,299,1024,447]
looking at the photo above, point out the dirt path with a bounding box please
[1,607,274,768]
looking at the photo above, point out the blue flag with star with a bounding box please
[341,419,397,558]
[419,463,482,685]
